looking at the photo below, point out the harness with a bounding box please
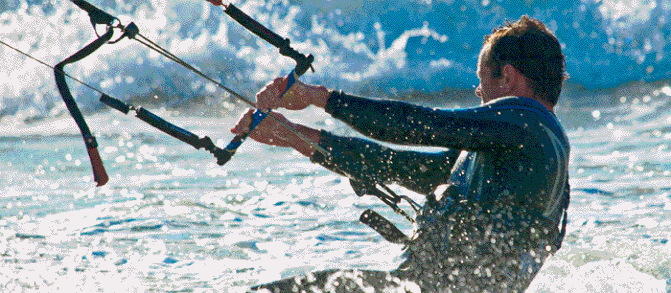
[359,180,570,254]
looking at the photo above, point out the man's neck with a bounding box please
[492,95,555,113]
[534,97,555,113]
[509,88,555,113]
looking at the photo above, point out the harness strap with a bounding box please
[360,209,410,245]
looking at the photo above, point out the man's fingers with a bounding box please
[230,109,255,135]
[256,77,286,110]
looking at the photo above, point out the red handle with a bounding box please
[86,145,109,186]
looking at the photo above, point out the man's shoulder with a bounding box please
[488,96,569,146]
[482,96,557,126]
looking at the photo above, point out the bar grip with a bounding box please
[218,71,296,166]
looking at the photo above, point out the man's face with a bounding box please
[475,47,506,104]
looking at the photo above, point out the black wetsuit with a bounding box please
[251,91,570,292]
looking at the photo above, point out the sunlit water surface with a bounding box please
[2,92,671,292]
[3,0,671,292]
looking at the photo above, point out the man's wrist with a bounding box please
[292,124,322,158]
[305,84,330,108]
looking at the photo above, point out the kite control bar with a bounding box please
[48,0,417,240]
[51,0,320,185]
[214,3,315,166]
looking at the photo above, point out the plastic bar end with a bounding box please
[86,146,109,186]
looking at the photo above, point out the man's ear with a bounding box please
[500,64,521,94]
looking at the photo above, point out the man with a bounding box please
[234,16,570,292]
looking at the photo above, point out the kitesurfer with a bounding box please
[235,16,570,292]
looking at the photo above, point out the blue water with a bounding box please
[2,0,671,292]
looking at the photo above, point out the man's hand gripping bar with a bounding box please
[211,2,315,166]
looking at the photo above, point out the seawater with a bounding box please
[2,0,671,292]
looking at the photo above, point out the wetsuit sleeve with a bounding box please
[325,91,532,150]
[311,131,459,195]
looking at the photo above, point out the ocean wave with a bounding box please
[1,0,669,119]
